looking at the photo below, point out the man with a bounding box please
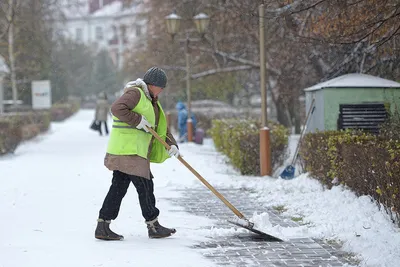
[95,67,180,240]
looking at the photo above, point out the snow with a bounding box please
[193,13,209,20]
[0,111,217,267]
[244,177,400,266]
[165,13,182,20]
[191,100,231,108]
[274,134,300,177]
[1,110,400,267]
[91,1,122,17]
[304,73,400,91]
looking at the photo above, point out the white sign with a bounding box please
[32,80,52,109]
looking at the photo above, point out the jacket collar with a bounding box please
[123,78,152,101]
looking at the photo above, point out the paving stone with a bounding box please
[164,187,357,267]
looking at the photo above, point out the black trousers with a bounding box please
[99,171,160,222]
[98,121,109,135]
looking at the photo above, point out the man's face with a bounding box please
[148,85,163,97]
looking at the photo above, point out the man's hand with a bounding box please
[168,145,180,158]
[136,116,152,132]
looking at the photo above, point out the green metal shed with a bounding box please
[304,73,400,132]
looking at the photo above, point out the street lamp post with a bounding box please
[184,32,193,141]
[259,4,272,176]
[165,12,209,142]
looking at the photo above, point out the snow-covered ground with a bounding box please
[0,111,217,267]
[1,110,400,267]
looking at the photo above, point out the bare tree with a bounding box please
[0,0,72,105]
[0,0,21,107]
[123,0,400,131]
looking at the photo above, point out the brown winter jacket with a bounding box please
[104,79,177,179]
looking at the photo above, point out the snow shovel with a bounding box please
[146,126,283,242]
[280,98,315,180]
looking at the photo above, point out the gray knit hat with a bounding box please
[143,67,167,88]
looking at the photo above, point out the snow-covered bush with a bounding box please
[300,130,400,226]
[0,111,50,155]
[0,119,21,155]
[50,100,80,122]
[209,119,289,175]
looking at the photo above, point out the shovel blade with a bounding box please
[280,165,296,180]
[227,219,283,242]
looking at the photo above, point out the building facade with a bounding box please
[57,0,148,69]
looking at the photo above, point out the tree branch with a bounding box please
[265,0,304,16]
[191,66,252,80]
[159,65,186,72]
[193,46,259,67]
[329,42,365,77]
[289,0,329,15]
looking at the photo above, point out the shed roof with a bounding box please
[304,73,400,92]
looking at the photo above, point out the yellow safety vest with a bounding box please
[106,87,170,163]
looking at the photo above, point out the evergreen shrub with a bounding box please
[209,119,289,175]
[300,120,400,225]
[0,111,50,155]
[50,100,80,122]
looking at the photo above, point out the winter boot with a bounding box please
[146,218,176,239]
[95,219,124,241]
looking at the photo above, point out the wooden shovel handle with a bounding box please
[146,126,246,219]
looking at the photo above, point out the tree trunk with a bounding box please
[294,108,301,134]
[8,0,18,107]
[288,95,301,134]
[275,98,291,128]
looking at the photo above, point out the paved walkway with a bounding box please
[165,188,354,267]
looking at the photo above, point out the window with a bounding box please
[76,28,83,41]
[95,26,103,40]
[135,24,142,37]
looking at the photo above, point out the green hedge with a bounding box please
[50,100,80,122]
[209,119,289,175]
[299,131,343,186]
[0,99,79,155]
[0,111,51,155]
[300,130,400,225]
[0,120,21,154]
